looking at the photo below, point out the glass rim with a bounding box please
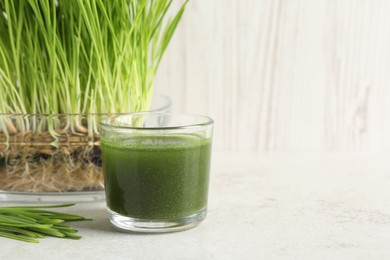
[0,113,132,116]
[0,93,171,116]
[148,93,171,112]
[99,112,214,130]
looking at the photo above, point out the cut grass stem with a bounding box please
[0,203,89,243]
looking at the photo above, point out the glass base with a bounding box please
[108,208,207,233]
[0,191,105,203]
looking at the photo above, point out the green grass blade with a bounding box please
[39,219,65,224]
[53,224,78,233]
[2,203,75,209]
[61,231,82,240]
[0,203,90,243]
[28,227,66,238]
[0,225,45,238]
[0,231,39,243]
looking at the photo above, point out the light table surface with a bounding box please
[1,152,390,259]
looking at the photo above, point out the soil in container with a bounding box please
[0,130,104,192]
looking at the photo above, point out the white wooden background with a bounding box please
[156,0,390,152]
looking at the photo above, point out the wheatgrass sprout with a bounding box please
[0,0,187,130]
[0,0,188,193]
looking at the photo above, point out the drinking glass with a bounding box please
[100,112,214,233]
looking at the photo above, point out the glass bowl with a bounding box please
[0,94,171,202]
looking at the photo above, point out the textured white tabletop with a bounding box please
[1,152,390,259]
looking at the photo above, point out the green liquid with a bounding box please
[101,134,212,219]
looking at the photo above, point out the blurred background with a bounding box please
[156,0,390,152]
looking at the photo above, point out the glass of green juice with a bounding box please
[99,112,214,233]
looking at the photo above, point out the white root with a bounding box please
[0,131,104,192]
[5,121,17,134]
